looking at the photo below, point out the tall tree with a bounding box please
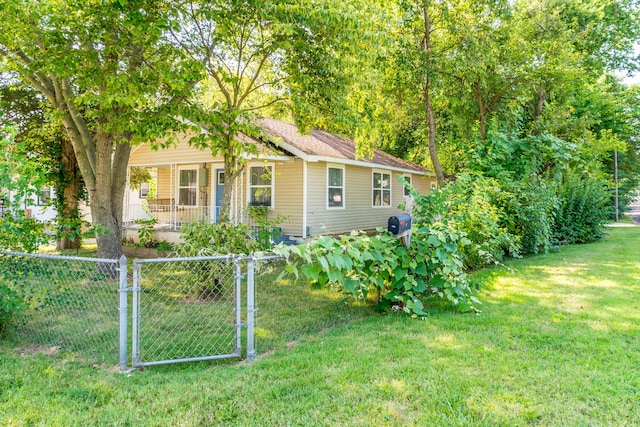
[0,0,197,258]
[377,1,450,186]
[170,0,364,221]
[1,82,84,250]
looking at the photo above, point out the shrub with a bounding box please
[134,217,158,247]
[176,221,260,256]
[0,283,25,338]
[493,178,557,255]
[0,214,48,253]
[247,206,288,248]
[276,226,481,316]
[553,172,610,245]
[408,174,519,269]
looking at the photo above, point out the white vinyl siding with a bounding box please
[306,162,418,235]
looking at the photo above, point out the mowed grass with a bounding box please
[1,227,639,426]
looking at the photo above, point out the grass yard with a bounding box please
[1,227,639,426]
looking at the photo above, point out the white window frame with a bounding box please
[430,181,438,191]
[326,164,345,210]
[37,187,53,206]
[139,182,150,199]
[372,170,392,208]
[177,166,199,207]
[247,163,274,209]
[402,174,412,197]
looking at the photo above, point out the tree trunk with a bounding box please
[56,137,82,250]
[218,136,242,224]
[475,80,487,141]
[421,4,446,187]
[424,84,445,187]
[87,130,130,260]
[533,81,546,135]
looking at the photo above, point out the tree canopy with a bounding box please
[1,0,638,256]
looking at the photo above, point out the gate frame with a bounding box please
[129,254,244,368]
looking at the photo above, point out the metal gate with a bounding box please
[130,255,244,368]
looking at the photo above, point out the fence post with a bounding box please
[234,256,243,356]
[131,261,141,367]
[246,254,257,362]
[118,255,128,371]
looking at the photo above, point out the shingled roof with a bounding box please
[257,118,431,175]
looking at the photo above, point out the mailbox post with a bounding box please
[388,213,412,247]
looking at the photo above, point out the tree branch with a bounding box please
[60,78,96,176]
[243,96,288,112]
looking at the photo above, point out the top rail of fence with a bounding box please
[132,254,239,265]
[253,254,284,262]
[132,253,285,265]
[0,250,119,264]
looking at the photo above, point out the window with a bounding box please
[327,166,344,208]
[37,187,52,206]
[178,169,198,206]
[430,181,438,191]
[139,182,150,199]
[249,165,273,207]
[403,175,412,197]
[373,171,391,207]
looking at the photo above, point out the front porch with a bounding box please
[122,163,298,246]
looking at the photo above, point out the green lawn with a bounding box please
[1,227,639,426]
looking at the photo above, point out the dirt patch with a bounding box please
[17,344,60,357]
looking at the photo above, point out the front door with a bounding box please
[215,169,225,222]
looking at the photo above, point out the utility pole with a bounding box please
[615,149,619,222]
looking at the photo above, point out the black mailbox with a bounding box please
[388,213,411,234]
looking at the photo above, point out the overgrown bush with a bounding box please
[0,214,48,253]
[276,226,481,316]
[135,217,158,247]
[493,178,557,255]
[176,221,279,256]
[553,172,610,245]
[247,206,287,248]
[412,175,519,269]
[0,283,25,338]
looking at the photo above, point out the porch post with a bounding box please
[302,160,308,239]
[170,164,176,230]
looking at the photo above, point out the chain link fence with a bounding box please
[2,251,373,368]
[251,256,371,356]
[132,255,241,367]
[0,251,122,365]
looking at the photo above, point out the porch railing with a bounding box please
[124,203,210,230]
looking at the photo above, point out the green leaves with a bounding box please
[279,224,481,316]
[0,282,26,337]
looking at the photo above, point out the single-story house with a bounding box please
[124,118,435,243]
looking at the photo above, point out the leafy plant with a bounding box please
[553,172,610,245]
[0,283,25,338]
[405,174,519,269]
[156,240,175,253]
[134,217,158,248]
[176,222,260,256]
[53,216,95,251]
[0,214,49,253]
[496,178,557,255]
[275,225,481,316]
[247,206,288,247]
